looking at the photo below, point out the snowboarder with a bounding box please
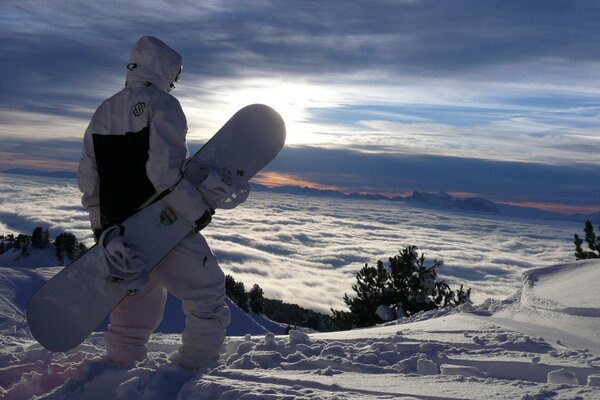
[77,36,231,369]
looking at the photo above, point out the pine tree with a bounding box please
[14,234,30,251]
[574,221,600,259]
[453,284,472,306]
[32,227,51,249]
[248,284,265,313]
[332,245,470,330]
[342,260,389,327]
[55,232,79,263]
[31,227,44,248]
[225,274,250,312]
[387,246,447,317]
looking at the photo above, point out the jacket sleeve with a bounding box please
[77,119,102,230]
[146,95,209,225]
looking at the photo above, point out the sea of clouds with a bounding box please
[0,173,581,313]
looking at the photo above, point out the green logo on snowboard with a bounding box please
[160,207,178,225]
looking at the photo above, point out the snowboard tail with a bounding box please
[27,104,286,352]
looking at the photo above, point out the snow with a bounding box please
[494,259,600,350]
[547,368,578,385]
[375,305,395,321]
[1,253,600,399]
[589,375,600,387]
[0,247,61,269]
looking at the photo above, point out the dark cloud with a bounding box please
[2,135,596,208]
[0,137,81,170]
[2,1,600,112]
[267,145,600,207]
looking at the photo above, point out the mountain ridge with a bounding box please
[251,183,599,223]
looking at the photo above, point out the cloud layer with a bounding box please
[0,174,581,313]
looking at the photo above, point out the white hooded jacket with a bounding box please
[78,36,209,230]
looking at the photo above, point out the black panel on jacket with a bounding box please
[92,127,157,227]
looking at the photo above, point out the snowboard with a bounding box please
[27,104,286,352]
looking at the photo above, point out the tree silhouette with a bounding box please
[225,274,249,312]
[332,245,471,330]
[248,284,265,313]
[574,220,600,259]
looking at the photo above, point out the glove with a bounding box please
[99,226,148,276]
[194,209,214,232]
[94,229,103,242]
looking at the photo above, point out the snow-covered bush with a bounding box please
[331,245,471,330]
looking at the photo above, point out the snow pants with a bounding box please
[105,233,231,369]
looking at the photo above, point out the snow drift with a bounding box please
[495,259,600,351]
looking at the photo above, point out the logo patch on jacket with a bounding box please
[132,102,146,117]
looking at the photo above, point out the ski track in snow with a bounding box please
[1,310,600,400]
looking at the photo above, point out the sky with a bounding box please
[1,0,600,213]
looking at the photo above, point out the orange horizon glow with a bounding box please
[0,153,79,172]
[448,191,484,199]
[252,172,341,191]
[497,200,600,215]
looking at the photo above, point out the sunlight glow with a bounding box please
[181,77,341,145]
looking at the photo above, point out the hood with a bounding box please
[126,36,182,92]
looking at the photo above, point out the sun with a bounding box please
[183,77,339,146]
[233,78,336,146]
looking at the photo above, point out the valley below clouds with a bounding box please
[0,173,581,314]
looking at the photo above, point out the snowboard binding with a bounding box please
[183,160,250,210]
[99,225,150,295]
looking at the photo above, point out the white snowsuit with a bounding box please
[77,36,230,368]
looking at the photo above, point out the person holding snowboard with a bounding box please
[77,36,231,369]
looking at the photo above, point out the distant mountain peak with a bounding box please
[251,183,598,223]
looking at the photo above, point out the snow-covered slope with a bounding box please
[0,247,62,269]
[494,259,600,352]
[1,257,600,399]
[0,261,281,338]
